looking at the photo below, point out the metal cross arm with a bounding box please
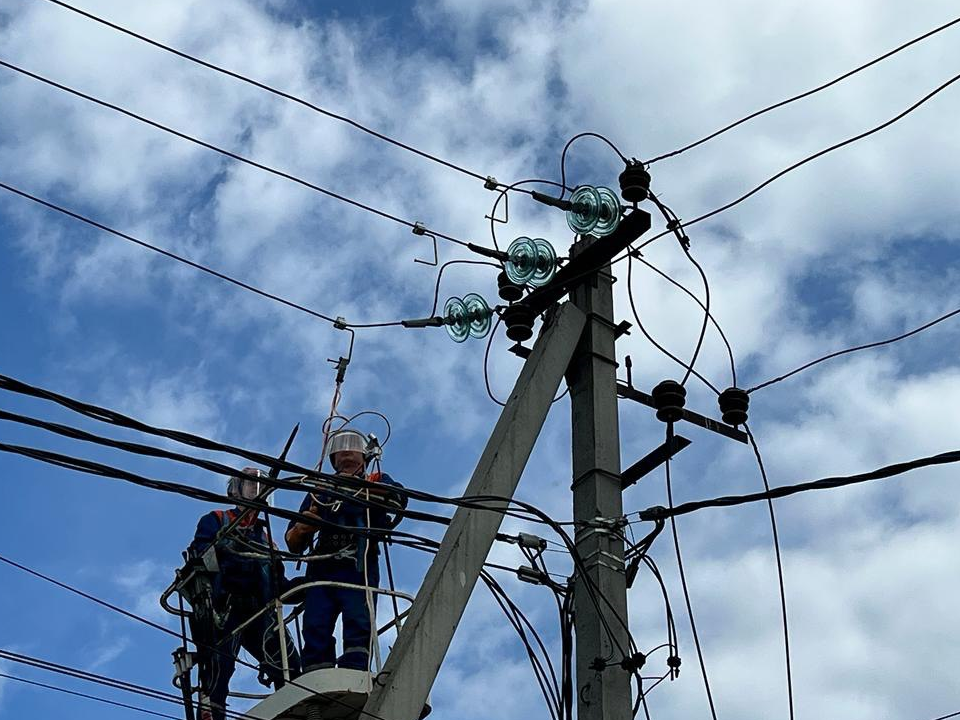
[519,208,652,318]
[617,382,748,444]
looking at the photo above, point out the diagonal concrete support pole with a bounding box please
[362,301,586,720]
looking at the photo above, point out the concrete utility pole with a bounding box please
[363,301,587,720]
[567,237,633,720]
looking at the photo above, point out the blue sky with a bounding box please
[2,1,960,719]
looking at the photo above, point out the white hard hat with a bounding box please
[227,467,264,501]
[326,429,367,458]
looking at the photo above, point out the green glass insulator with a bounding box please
[444,296,470,343]
[505,236,538,285]
[593,186,622,237]
[462,293,493,339]
[566,185,602,234]
[529,238,557,287]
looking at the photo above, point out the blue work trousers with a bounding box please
[302,560,380,671]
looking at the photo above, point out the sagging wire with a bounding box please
[0,181,404,331]
[745,424,795,720]
[625,251,722,395]
[487,178,566,253]
[635,255,738,389]
[663,422,719,720]
[646,192,714,390]
[429,259,502,317]
[646,13,960,165]
[0,60,482,255]
[746,305,960,394]
[559,132,630,200]
[42,0,527,193]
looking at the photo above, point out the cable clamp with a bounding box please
[516,565,550,586]
[412,221,428,236]
[620,651,646,674]
[517,532,547,551]
[484,176,500,190]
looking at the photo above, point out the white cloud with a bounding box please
[3,0,960,718]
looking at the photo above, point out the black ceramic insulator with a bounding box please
[497,271,524,302]
[718,387,749,426]
[651,379,686,423]
[503,304,534,342]
[619,162,651,203]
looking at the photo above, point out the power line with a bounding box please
[929,711,960,720]
[0,671,182,720]
[0,546,416,720]
[0,374,580,532]
[0,59,477,252]
[637,69,960,251]
[625,252,722,395]
[646,14,960,164]
[0,180,408,329]
[636,447,960,521]
[40,0,508,191]
[663,427,719,720]
[646,192,715,389]
[0,649,260,720]
[747,306,960,393]
[634,255,737,388]
[744,427,794,720]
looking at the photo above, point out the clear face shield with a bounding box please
[227,468,269,503]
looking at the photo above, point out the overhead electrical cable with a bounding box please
[625,252,722,395]
[0,374,569,527]
[663,427,719,720]
[0,672,182,720]
[637,69,960,251]
[635,255,737,387]
[40,0,514,191]
[647,192,714,388]
[747,305,960,393]
[0,382,576,532]
[0,181,407,329]
[0,649,260,720]
[647,13,960,164]
[0,542,536,720]
[558,132,629,199]
[928,711,960,720]
[0,59,479,252]
[635,447,960,521]
[744,427,794,720]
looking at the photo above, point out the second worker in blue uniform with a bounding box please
[285,429,406,672]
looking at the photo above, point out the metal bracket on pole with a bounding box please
[617,382,748,444]
[362,301,587,720]
[621,434,692,489]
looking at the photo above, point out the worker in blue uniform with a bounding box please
[285,430,406,672]
[188,468,301,720]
